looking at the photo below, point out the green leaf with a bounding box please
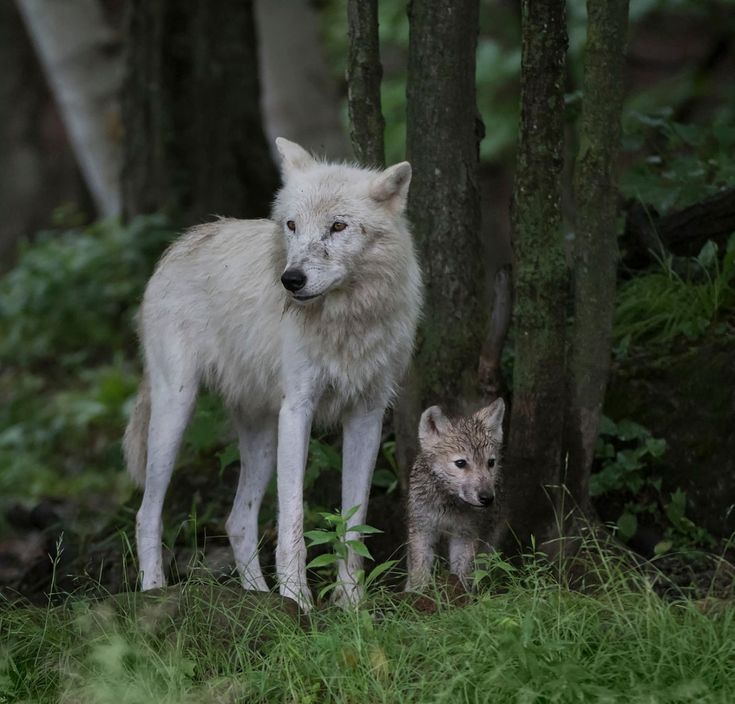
[306,553,339,569]
[304,530,336,546]
[343,505,361,522]
[365,560,398,587]
[217,442,240,473]
[616,512,638,542]
[348,524,383,535]
[345,540,373,560]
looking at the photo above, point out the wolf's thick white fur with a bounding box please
[124,139,422,609]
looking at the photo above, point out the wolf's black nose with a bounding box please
[479,492,494,507]
[281,268,307,292]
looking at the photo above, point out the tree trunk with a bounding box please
[0,0,89,268]
[255,0,349,160]
[346,0,385,167]
[566,0,630,511]
[497,0,568,551]
[396,0,485,484]
[122,0,278,224]
[15,0,123,217]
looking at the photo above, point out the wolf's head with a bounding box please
[418,399,505,509]
[271,138,412,303]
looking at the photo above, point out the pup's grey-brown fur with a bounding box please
[406,399,505,591]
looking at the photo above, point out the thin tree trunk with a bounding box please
[122,0,278,224]
[497,0,568,551]
[256,0,349,160]
[396,0,485,485]
[15,0,123,217]
[566,0,630,510]
[347,0,385,167]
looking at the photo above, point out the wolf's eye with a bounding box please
[454,459,467,468]
[488,458,496,468]
[331,221,347,233]
[286,220,296,232]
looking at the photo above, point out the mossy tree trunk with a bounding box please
[122,0,277,224]
[497,0,568,550]
[346,0,385,168]
[395,0,485,486]
[566,0,630,511]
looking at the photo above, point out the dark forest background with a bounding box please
[1,0,734,603]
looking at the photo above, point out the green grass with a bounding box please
[2,550,734,703]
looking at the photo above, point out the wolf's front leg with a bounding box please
[448,533,477,590]
[334,406,384,608]
[405,528,435,592]
[275,397,315,610]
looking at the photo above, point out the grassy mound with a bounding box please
[2,550,733,703]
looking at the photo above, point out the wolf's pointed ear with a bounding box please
[418,405,450,451]
[275,138,316,178]
[370,162,412,212]
[475,398,505,439]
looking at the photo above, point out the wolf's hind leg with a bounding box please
[136,376,197,591]
[227,415,277,591]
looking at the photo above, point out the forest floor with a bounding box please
[2,545,734,703]
[2,484,735,702]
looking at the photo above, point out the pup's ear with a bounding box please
[369,162,412,212]
[474,398,505,439]
[275,137,316,178]
[418,405,450,450]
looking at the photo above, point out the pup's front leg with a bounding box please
[334,406,384,608]
[276,396,315,610]
[405,528,436,592]
[448,533,477,590]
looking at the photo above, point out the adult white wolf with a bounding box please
[123,138,422,609]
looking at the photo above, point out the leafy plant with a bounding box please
[0,215,174,367]
[305,506,395,600]
[614,236,735,353]
[592,416,714,552]
[621,114,735,212]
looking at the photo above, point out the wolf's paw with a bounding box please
[140,568,166,592]
[279,583,314,612]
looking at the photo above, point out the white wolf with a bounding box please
[405,399,505,591]
[123,138,422,609]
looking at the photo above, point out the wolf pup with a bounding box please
[406,399,505,591]
[124,139,422,609]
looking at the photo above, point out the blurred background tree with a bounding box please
[1,0,734,597]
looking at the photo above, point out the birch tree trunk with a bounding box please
[394,0,485,487]
[347,0,385,167]
[122,0,277,224]
[566,0,630,510]
[15,0,123,217]
[496,0,568,550]
[256,0,348,160]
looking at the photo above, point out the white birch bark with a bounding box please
[255,0,349,160]
[15,0,123,217]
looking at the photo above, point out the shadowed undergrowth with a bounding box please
[2,547,734,703]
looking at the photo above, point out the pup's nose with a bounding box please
[281,268,307,292]
[478,492,494,507]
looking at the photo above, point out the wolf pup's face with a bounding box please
[272,138,412,303]
[418,399,505,508]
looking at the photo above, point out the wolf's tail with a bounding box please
[123,375,151,488]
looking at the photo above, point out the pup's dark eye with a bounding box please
[454,459,467,468]
[331,221,347,232]
[488,458,496,468]
[286,220,296,231]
